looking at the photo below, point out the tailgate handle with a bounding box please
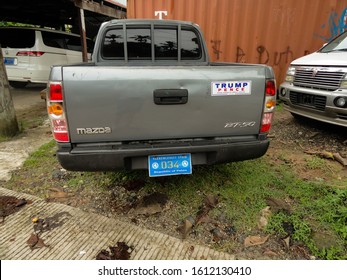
[153,89,188,105]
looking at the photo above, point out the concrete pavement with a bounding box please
[0,187,235,260]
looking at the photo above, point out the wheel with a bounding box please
[9,81,28,88]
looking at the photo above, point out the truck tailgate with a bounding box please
[62,65,266,143]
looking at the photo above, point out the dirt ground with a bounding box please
[1,100,347,260]
[268,109,347,183]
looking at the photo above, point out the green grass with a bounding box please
[5,141,347,260]
[305,155,326,170]
[23,140,56,168]
[0,135,9,142]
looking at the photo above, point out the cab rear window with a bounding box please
[0,29,35,48]
[102,26,202,60]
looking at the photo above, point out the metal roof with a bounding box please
[0,0,126,38]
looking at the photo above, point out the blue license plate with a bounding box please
[3,57,16,65]
[148,154,192,177]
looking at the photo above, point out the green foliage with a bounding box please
[23,140,56,167]
[0,21,36,27]
[305,155,326,170]
[265,168,347,259]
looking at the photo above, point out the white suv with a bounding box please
[0,27,93,88]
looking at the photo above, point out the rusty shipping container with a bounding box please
[127,0,347,85]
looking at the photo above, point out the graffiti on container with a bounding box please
[236,45,309,66]
[257,46,270,64]
[316,8,347,42]
[236,47,246,63]
[210,40,222,60]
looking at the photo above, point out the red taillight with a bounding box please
[260,112,273,133]
[265,80,276,96]
[51,119,69,142]
[49,83,63,101]
[16,51,45,57]
[53,132,69,142]
[47,82,69,142]
[260,79,276,134]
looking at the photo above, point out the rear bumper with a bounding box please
[56,137,270,171]
[6,67,49,84]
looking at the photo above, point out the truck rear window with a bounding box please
[102,26,202,60]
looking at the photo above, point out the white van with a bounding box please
[0,27,94,88]
[279,30,347,127]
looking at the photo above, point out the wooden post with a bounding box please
[78,8,88,62]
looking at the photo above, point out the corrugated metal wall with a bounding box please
[127,0,347,85]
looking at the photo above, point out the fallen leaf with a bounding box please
[48,191,70,199]
[333,153,347,166]
[26,233,48,250]
[263,250,279,257]
[203,194,219,208]
[177,216,195,239]
[134,192,169,215]
[244,235,270,247]
[195,194,219,225]
[257,206,272,230]
[321,151,334,160]
[210,228,228,242]
[283,236,291,249]
[134,203,163,215]
[258,216,269,230]
[96,242,133,260]
[266,197,291,213]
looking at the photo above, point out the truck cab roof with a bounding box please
[92,19,209,65]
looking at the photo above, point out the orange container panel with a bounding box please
[127,0,347,85]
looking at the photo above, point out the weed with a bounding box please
[305,155,326,170]
[0,135,9,142]
[23,140,56,168]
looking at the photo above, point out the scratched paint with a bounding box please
[128,0,347,84]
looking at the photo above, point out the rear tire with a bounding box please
[9,81,28,88]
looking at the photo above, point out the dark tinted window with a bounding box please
[101,26,202,60]
[42,31,94,52]
[102,28,124,58]
[127,28,151,59]
[65,36,83,51]
[65,36,94,53]
[154,28,178,59]
[42,31,66,49]
[181,29,201,59]
[0,29,35,48]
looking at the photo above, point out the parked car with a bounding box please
[0,27,93,88]
[279,30,347,127]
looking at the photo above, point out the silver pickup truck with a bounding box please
[46,19,276,177]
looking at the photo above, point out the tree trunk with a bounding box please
[0,48,19,137]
